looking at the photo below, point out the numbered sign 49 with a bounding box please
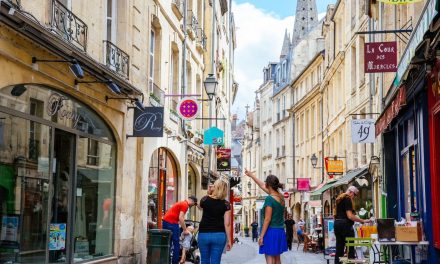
[351,119,376,143]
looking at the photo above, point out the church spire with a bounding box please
[291,0,318,47]
[280,29,290,59]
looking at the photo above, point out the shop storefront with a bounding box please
[428,59,440,251]
[147,148,179,229]
[0,84,116,263]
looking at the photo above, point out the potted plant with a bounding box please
[244,226,249,237]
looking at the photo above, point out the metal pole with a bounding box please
[207,0,217,184]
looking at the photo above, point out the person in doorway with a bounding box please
[162,196,198,264]
[251,220,259,242]
[245,169,287,264]
[198,178,232,264]
[334,186,370,264]
[284,214,295,250]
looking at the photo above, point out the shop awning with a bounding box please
[331,167,369,188]
[310,180,337,200]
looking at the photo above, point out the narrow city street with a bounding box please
[221,237,328,264]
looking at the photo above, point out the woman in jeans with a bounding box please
[334,186,370,264]
[198,179,232,264]
[245,170,287,264]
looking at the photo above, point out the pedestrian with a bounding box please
[162,196,198,264]
[251,220,259,242]
[179,225,195,264]
[245,169,287,264]
[334,186,370,264]
[284,214,295,250]
[198,178,232,264]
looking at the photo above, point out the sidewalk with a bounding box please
[221,236,331,264]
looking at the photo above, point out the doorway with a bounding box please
[49,129,75,263]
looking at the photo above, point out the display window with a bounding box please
[0,84,116,263]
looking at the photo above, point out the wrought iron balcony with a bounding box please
[51,0,88,51]
[5,0,21,9]
[188,10,198,34]
[104,40,129,79]
[149,81,165,106]
[196,28,207,51]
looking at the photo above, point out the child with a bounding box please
[179,225,194,264]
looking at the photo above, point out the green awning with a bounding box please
[310,180,337,200]
[331,168,369,188]
[309,168,369,201]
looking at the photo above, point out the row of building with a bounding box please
[241,0,440,262]
[0,0,237,263]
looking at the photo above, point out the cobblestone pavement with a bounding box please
[220,236,332,264]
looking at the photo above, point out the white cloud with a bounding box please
[232,1,294,119]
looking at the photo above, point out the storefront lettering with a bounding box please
[134,112,163,132]
[376,86,406,136]
[46,93,82,129]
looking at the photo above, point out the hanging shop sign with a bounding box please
[378,0,422,4]
[216,148,231,171]
[351,119,376,143]
[364,41,397,73]
[325,158,344,175]
[177,97,200,121]
[203,126,224,145]
[376,86,406,136]
[297,178,311,191]
[132,107,164,137]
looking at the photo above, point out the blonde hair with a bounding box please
[210,179,228,200]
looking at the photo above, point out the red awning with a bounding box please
[376,85,406,137]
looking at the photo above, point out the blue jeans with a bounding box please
[162,220,180,264]
[198,232,226,264]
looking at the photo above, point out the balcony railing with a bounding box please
[51,0,88,51]
[149,81,165,106]
[5,0,21,9]
[104,40,129,79]
[196,28,207,50]
[188,10,198,33]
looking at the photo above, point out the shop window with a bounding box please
[0,114,51,263]
[402,147,418,214]
[75,137,115,262]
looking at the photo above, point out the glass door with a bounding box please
[49,129,75,263]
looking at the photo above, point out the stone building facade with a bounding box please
[0,0,236,263]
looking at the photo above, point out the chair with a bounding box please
[340,237,373,264]
[302,234,318,253]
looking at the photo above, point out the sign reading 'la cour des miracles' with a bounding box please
[365,41,398,73]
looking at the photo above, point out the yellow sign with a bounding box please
[377,0,423,4]
[327,160,344,174]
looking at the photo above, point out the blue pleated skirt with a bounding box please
[259,227,288,256]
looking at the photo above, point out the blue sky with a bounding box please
[234,0,336,19]
[232,0,336,119]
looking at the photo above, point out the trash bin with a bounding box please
[147,229,172,264]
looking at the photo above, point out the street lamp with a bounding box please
[203,74,218,100]
[310,154,318,168]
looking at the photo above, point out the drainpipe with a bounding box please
[182,0,188,136]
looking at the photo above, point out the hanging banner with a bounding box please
[177,97,200,121]
[326,160,344,175]
[297,178,311,191]
[378,0,423,4]
[203,127,224,145]
[132,107,164,137]
[365,41,398,73]
[351,119,376,143]
[216,148,231,171]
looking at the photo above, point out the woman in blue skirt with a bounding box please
[245,170,287,264]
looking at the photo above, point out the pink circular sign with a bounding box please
[177,97,199,120]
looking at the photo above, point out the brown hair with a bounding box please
[333,193,354,218]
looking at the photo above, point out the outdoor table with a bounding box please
[372,240,429,263]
